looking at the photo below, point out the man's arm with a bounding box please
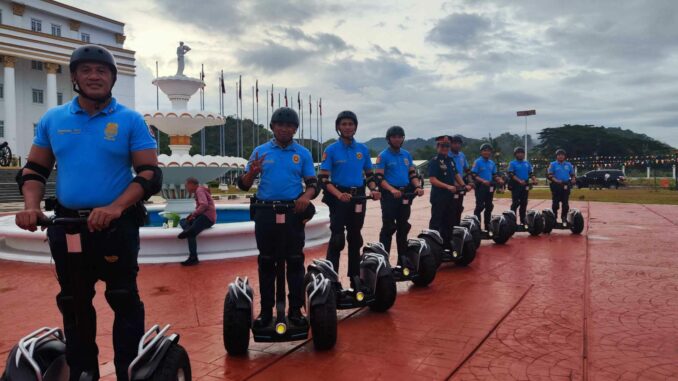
[429,176,456,192]
[191,188,209,218]
[87,149,158,231]
[15,145,55,231]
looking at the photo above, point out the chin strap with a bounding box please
[72,81,113,110]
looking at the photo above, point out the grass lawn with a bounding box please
[494,187,678,205]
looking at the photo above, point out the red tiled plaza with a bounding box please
[1,197,677,380]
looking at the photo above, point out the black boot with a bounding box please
[254,309,273,328]
[288,307,307,327]
[181,256,199,266]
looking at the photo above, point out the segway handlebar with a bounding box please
[350,195,374,201]
[37,217,89,227]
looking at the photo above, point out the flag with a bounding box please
[200,65,204,81]
[319,98,322,116]
[309,95,312,115]
[255,80,259,102]
[297,92,301,110]
[220,71,225,94]
[271,85,274,108]
[238,75,242,100]
[284,89,288,107]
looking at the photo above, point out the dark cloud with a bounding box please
[427,13,492,49]
[281,27,350,51]
[326,48,421,92]
[237,41,311,73]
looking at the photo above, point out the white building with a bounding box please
[0,0,135,163]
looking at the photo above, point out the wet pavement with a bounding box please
[0,197,676,380]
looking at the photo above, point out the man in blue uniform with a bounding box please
[448,134,474,226]
[375,126,424,263]
[238,107,318,328]
[428,136,465,249]
[318,110,379,284]
[507,147,537,224]
[547,148,576,222]
[15,45,161,381]
[471,143,504,231]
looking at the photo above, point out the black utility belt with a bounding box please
[52,199,146,226]
[335,185,365,195]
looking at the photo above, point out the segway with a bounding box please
[513,209,545,236]
[460,215,482,250]
[384,193,438,287]
[502,210,518,237]
[306,242,397,313]
[417,228,476,268]
[542,208,584,235]
[223,202,337,355]
[1,217,192,381]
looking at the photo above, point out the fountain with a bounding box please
[0,42,331,263]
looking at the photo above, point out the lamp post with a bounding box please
[516,110,536,160]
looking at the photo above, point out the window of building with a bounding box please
[0,84,3,99]
[32,89,44,104]
[31,18,42,32]
[31,61,43,71]
[33,123,38,137]
[51,24,61,37]
[57,92,63,105]
[81,33,90,43]
[0,121,4,138]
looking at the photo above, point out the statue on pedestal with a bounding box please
[176,41,191,76]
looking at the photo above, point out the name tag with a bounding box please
[525,186,530,191]
[489,186,494,192]
[354,203,363,213]
[275,213,286,224]
[454,194,459,199]
[563,185,568,190]
[66,233,82,253]
[402,198,409,205]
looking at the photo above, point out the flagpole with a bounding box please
[300,93,304,147]
[200,64,205,156]
[266,89,269,139]
[308,94,312,153]
[252,85,255,153]
[235,81,239,157]
[316,99,320,163]
[155,61,159,154]
[256,80,259,146]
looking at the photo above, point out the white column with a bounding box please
[2,56,18,162]
[45,63,59,109]
[673,164,676,180]
[647,166,651,179]
[622,165,625,175]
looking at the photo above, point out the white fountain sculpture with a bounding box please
[145,43,246,215]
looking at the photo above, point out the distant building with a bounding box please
[0,0,135,162]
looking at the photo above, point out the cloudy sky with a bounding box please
[66,0,678,146]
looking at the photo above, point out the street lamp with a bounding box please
[516,110,536,160]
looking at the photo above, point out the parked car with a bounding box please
[576,169,626,189]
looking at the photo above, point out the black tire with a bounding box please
[528,214,544,236]
[454,241,476,267]
[411,254,437,287]
[369,274,397,312]
[310,294,337,351]
[223,295,251,356]
[491,220,511,245]
[542,210,555,234]
[570,212,584,235]
[151,344,191,381]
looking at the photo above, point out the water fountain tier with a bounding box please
[151,76,204,111]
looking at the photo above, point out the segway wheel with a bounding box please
[223,295,251,356]
[542,209,556,234]
[528,214,544,236]
[369,274,397,312]
[454,241,476,267]
[411,254,437,287]
[570,212,584,235]
[461,219,481,249]
[310,292,337,351]
[151,343,191,381]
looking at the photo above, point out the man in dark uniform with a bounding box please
[547,148,576,223]
[471,143,504,231]
[375,126,424,263]
[318,110,380,285]
[448,134,474,226]
[15,45,161,381]
[507,147,537,224]
[428,135,465,249]
[238,107,318,327]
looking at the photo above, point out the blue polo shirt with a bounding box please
[508,159,533,181]
[320,139,373,187]
[33,97,157,209]
[376,148,414,188]
[548,160,574,182]
[471,157,497,182]
[247,139,315,201]
[448,151,469,178]
[428,154,457,203]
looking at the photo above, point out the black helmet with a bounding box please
[386,126,405,139]
[514,147,525,154]
[450,135,463,144]
[555,148,566,156]
[480,143,493,151]
[69,44,117,77]
[335,110,358,129]
[270,107,299,129]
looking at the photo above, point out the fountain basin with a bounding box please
[0,204,330,264]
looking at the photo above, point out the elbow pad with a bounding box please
[16,161,53,195]
[237,174,250,191]
[317,173,331,190]
[133,165,163,200]
[304,177,320,199]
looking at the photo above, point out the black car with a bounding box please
[576,169,626,189]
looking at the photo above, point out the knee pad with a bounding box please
[56,293,75,316]
[328,232,346,252]
[105,288,141,314]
